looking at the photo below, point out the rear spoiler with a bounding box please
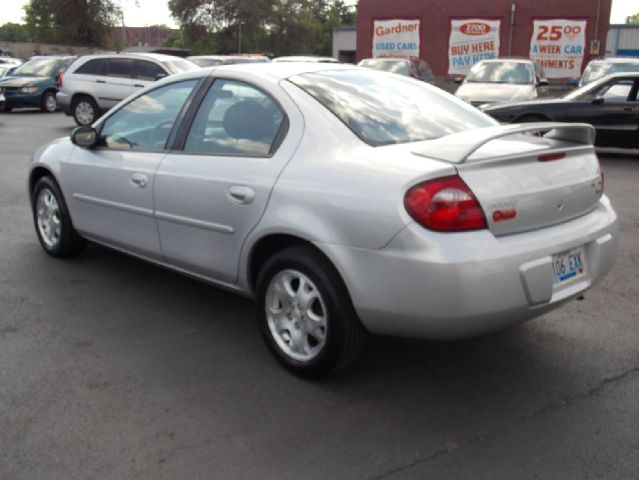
[411,122,596,164]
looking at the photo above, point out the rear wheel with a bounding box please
[256,246,366,378]
[3,102,12,113]
[32,176,86,257]
[41,91,57,113]
[72,96,98,126]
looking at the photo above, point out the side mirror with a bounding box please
[592,96,604,105]
[155,73,167,81]
[453,76,464,84]
[568,78,579,86]
[71,126,98,148]
[538,79,549,86]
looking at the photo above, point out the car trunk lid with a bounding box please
[411,123,603,236]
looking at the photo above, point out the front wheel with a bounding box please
[32,176,86,257]
[41,91,58,113]
[256,246,366,378]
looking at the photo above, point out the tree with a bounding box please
[0,23,32,42]
[23,0,122,47]
[168,0,356,55]
[627,12,639,24]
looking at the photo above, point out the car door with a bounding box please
[153,75,303,284]
[97,58,137,109]
[565,77,639,148]
[61,79,199,257]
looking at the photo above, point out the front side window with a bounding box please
[134,60,166,81]
[184,79,285,156]
[100,79,198,151]
[290,69,495,147]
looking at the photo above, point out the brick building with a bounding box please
[356,0,613,78]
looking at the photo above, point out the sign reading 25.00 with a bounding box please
[529,19,587,78]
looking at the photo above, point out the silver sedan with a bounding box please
[29,63,618,377]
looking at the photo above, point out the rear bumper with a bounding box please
[56,91,72,115]
[319,196,618,340]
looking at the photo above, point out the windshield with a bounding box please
[11,57,60,77]
[359,59,410,76]
[466,61,534,85]
[289,69,496,147]
[162,59,200,74]
[581,62,639,85]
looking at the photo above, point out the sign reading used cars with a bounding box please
[372,19,420,58]
[529,19,587,78]
[448,19,501,75]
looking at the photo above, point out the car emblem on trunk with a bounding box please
[557,201,564,212]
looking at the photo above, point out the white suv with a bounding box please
[57,53,199,126]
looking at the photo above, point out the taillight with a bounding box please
[596,159,604,196]
[404,175,487,232]
[57,72,64,88]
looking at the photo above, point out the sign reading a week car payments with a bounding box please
[372,19,420,58]
[448,19,501,75]
[530,19,587,78]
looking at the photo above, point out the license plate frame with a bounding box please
[552,246,587,288]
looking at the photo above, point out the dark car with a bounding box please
[481,72,639,149]
[0,56,75,113]
[357,57,435,83]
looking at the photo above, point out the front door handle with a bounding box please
[133,84,144,88]
[96,80,106,84]
[228,185,255,205]
[130,173,148,188]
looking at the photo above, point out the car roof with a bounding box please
[479,58,535,64]
[75,52,188,63]
[272,56,339,63]
[588,57,639,64]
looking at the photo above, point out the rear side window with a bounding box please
[134,60,166,81]
[290,70,495,146]
[184,79,285,157]
[106,59,133,78]
[75,59,107,75]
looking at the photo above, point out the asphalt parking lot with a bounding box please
[1,110,638,480]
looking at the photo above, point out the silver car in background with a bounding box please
[29,63,618,377]
[57,52,199,126]
[455,58,549,107]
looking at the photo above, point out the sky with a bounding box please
[0,0,637,28]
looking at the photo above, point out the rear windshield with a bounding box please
[289,69,495,146]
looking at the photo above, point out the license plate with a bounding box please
[552,246,587,287]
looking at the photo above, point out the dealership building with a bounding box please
[350,0,613,79]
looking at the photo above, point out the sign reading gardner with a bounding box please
[530,19,587,78]
[372,19,420,58]
[448,19,501,75]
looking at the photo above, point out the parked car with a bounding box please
[578,57,639,86]
[455,58,549,107]
[29,63,617,377]
[57,52,200,126]
[0,56,75,112]
[187,55,270,67]
[272,55,339,63]
[358,57,434,83]
[481,72,639,149]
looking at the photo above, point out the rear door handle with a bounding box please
[133,84,144,88]
[96,80,106,84]
[130,173,148,188]
[228,186,255,204]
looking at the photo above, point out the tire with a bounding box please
[31,176,86,258]
[72,96,98,126]
[3,103,12,113]
[41,91,58,113]
[256,245,366,378]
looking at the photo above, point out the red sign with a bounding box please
[460,22,491,36]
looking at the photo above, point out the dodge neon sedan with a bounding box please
[29,63,618,377]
